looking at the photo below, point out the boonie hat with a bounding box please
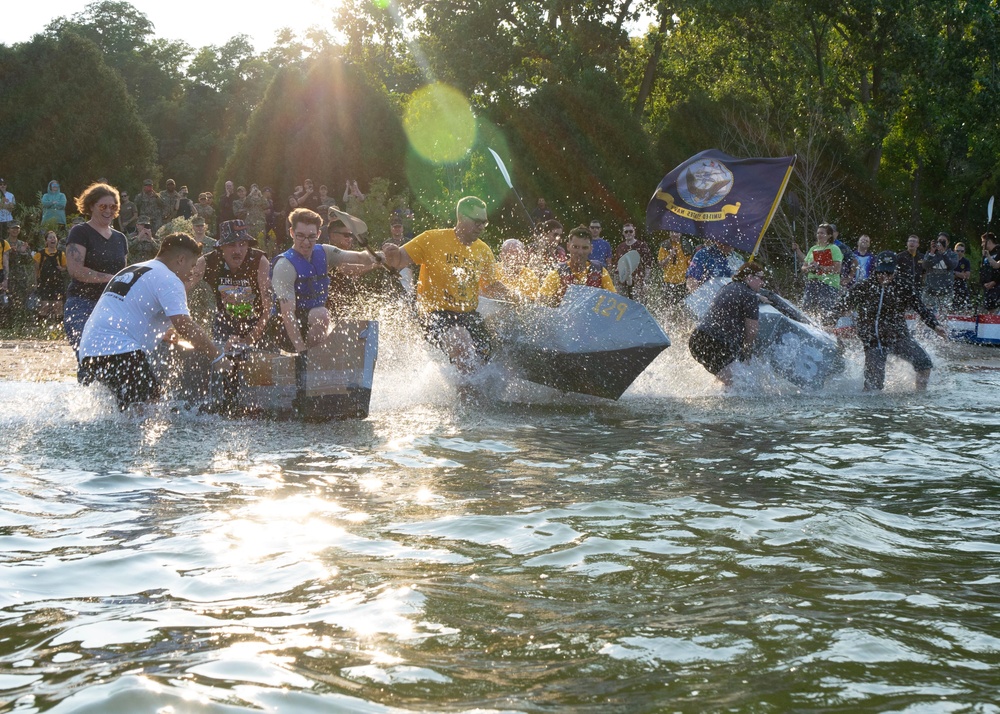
[456,196,488,222]
[218,219,252,246]
[874,250,898,273]
[328,207,368,238]
[143,178,153,186]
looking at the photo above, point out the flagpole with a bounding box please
[750,155,797,259]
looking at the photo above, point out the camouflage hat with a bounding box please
[8,221,20,228]
[165,178,176,187]
[218,219,252,246]
[143,178,153,186]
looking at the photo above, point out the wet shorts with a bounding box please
[863,335,933,390]
[422,310,493,364]
[688,329,739,375]
[79,350,161,410]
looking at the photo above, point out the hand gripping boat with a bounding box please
[685,278,845,387]
[483,284,671,399]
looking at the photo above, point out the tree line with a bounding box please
[1,0,997,274]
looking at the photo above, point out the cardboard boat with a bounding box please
[685,278,845,387]
[235,320,378,420]
[154,320,378,420]
[482,285,671,400]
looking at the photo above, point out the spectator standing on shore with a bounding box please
[588,220,612,269]
[921,232,958,316]
[34,230,67,323]
[64,183,129,354]
[895,234,924,293]
[135,179,164,235]
[218,181,236,224]
[0,179,15,236]
[980,232,1000,313]
[118,191,138,236]
[952,242,972,312]
[855,234,875,281]
[41,180,67,231]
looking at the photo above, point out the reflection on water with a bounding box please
[1,336,999,713]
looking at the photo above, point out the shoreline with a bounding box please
[0,339,78,381]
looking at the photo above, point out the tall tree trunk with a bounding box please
[633,5,669,118]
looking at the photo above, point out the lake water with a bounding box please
[1,326,999,713]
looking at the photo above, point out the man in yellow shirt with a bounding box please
[498,238,539,302]
[382,196,512,372]
[657,230,690,305]
[539,225,616,306]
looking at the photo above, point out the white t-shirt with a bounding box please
[79,259,190,357]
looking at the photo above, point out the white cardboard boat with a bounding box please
[483,285,671,400]
[685,278,845,387]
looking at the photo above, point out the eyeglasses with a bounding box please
[623,229,635,234]
[294,232,319,241]
[95,203,118,211]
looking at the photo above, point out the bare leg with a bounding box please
[440,325,482,374]
[715,363,735,387]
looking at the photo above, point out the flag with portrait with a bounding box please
[645,149,796,255]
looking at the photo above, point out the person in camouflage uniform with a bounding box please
[192,216,216,255]
[118,191,138,235]
[127,216,160,265]
[134,179,164,234]
[243,184,268,242]
[195,193,216,235]
[6,222,35,311]
[160,179,182,224]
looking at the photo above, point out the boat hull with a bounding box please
[686,278,845,387]
[485,285,670,400]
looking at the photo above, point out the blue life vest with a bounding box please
[278,245,329,311]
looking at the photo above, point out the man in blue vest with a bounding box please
[271,207,386,353]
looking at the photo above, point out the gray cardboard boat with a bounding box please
[483,285,670,399]
[685,278,844,387]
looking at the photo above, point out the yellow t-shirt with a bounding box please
[34,248,67,269]
[403,228,498,312]
[499,265,539,301]
[658,243,690,285]
[0,240,10,274]
[539,265,616,299]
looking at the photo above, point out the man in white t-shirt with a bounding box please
[79,233,227,409]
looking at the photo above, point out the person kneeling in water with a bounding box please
[688,261,767,386]
[78,233,228,410]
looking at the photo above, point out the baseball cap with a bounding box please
[456,196,488,222]
[218,219,252,245]
[874,250,898,273]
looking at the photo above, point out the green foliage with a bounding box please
[0,32,158,205]
[220,53,408,203]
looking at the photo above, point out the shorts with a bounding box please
[688,329,739,375]
[79,350,161,410]
[422,310,493,363]
[862,336,933,391]
[64,296,99,352]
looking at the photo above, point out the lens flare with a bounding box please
[404,83,477,165]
